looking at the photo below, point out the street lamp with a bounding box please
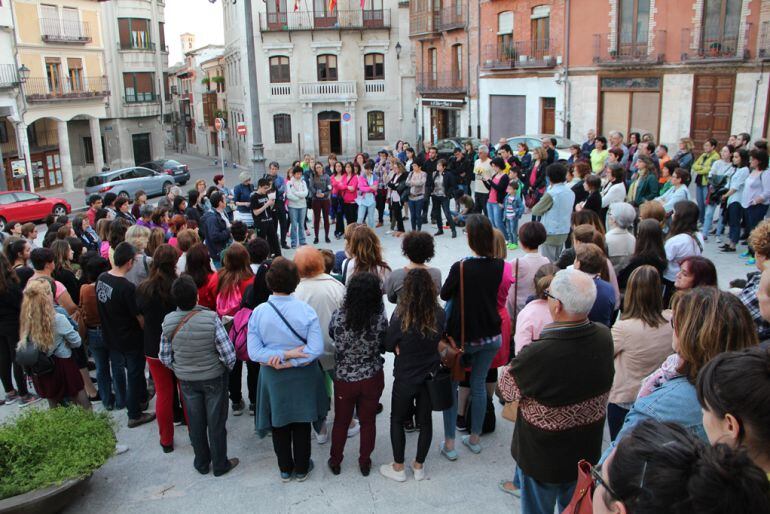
[17,64,30,83]
[395,42,402,60]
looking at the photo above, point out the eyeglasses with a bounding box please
[590,464,623,501]
[544,289,560,302]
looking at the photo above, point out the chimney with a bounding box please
[180,33,195,54]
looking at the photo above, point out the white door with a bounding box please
[61,7,81,39]
[40,4,60,38]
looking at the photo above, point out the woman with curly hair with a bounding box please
[18,278,88,409]
[342,225,391,285]
[382,268,444,482]
[327,272,387,476]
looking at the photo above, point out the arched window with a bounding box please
[364,53,384,80]
[269,56,290,83]
[273,113,291,144]
[367,111,385,140]
[317,54,338,81]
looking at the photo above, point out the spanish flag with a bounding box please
[329,0,336,12]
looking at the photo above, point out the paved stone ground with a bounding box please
[5,163,757,513]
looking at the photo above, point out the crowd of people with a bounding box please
[0,129,770,514]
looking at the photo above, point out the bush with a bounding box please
[0,407,116,499]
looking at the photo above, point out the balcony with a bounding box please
[40,18,91,44]
[119,40,156,52]
[364,79,385,94]
[759,22,770,59]
[593,31,666,66]
[269,83,292,96]
[125,92,157,104]
[416,72,466,95]
[23,76,109,102]
[680,25,750,62]
[481,40,557,70]
[0,64,19,88]
[298,81,357,102]
[437,3,466,31]
[259,9,390,32]
[409,12,438,37]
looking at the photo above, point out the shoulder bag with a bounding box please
[561,460,594,514]
[500,259,520,423]
[15,340,55,377]
[437,260,465,381]
[267,301,307,344]
[170,310,200,343]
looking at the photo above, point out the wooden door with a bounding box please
[691,74,735,148]
[319,120,331,156]
[541,98,556,134]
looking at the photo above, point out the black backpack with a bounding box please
[15,340,55,376]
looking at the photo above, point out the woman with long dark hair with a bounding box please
[662,200,703,304]
[720,149,751,253]
[137,245,182,453]
[73,214,100,253]
[381,268,444,482]
[328,272,387,476]
[741,148,770,265]
[616,219,667,290]
[216,243,254,319]
[184,243,219,310]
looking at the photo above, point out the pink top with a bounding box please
[168,237,179,248]
[514,299,553,354]
[488,173,504,204]
[491,260,515,368]
[505,253,551,320]
[333,174,358,203]
[497,260,515,308]
[99,241,110,260]
[357,174,378,194]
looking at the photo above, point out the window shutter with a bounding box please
[498,11,513,35]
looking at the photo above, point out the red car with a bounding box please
[0,191,71,231]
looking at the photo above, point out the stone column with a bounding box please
[343,101,356,156]
[89,117,104,172]
[57,120,74,192]
[302,103,314,157]
[16,123,34,193]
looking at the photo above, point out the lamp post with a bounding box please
[209,0,265,180]
[16,64,34,193]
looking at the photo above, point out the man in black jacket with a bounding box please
[447,148,471,195]
[431,159,457,238]
[499,269,614,513]
[420,146,439,224]
[201,191,231,266]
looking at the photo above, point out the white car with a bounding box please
[505,134,579,161]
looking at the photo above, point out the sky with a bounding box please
[165,0,224,64]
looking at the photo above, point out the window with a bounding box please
[14,192,39,202]
[83,136,106,164]
[67,58,83,91]
[0,121,7,144]
[364,53,384,80]
[159,22,166,51]
[618,0,650,53]
[367,111,385,140]
[269,56,290,83]
[702,0,742,51]
[45,57,62,93]
[451,44,462,84]
[428,48,437,80]
[531,5,550,54]
[163,72,169,98]
[497,11,514,53]
[123,72,155,102]
[118,18,151,49]
[273,114,292,144]
[317,54,338,81]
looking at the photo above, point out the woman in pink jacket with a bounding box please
[356,161,379,227]
[332,162,359,230]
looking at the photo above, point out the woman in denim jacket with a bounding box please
[602,287,758,462]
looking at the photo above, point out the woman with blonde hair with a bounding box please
[343,225,391,284]
[18,278,88,409]
[673,137,695,171]
[608,265,674,440]
[125,224,153,286]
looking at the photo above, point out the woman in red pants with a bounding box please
[137,244,184,453]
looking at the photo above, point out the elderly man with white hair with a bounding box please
[473,144,493,215]
[605,202,637,270]
[498,268,614,514]
[608,130,629,166]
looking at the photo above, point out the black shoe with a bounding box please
[434,230,444,236]
[214,458,240,477]
[376,403,383,415]
[127,412,156,428]
[161,443,174,453]
[335,233,343,240]
[456,415,468,432]
[404,420,417,433]
[313,237,319,244]
[721,246,736,253]
[328,459,341,475]
[359,462,371,476]
[451,231,457,238]
[196,466,211,475]
[281,242,290,250]
[325,237,331,243]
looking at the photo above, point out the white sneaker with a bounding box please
[347,419,360,438]
[379,463,407,482]
[115,444,129,455]
[411,464,426,481]
[315,422,329,444]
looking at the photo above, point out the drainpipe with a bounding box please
[563,0,571,138]
[475,0,481,138]
[750,61,765,136]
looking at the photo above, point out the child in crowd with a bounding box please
[452,191,475,227]
[502,173,524,250]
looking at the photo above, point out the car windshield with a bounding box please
[164,160,181,167]
[85,176,105,187]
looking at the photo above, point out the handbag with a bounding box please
[561,460,594,514]
[437,260,465,382]
[425,367,454,411]
[501,400,519,422]
[15,340,55,376]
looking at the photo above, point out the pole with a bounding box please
[220,129,226,178]
[243,0,266,180]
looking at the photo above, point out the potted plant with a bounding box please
[0,407,116,514]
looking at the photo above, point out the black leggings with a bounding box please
[228,360,260,405]
[390,380,432,464]
[0,333,27,395]
[391,201,405,232]
[343,203,358,225]
[272,422,312,474]
[376,189,387,223]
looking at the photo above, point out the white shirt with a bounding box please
[664,233,704,281]
[601,182,627,208]
[473,158,493,194]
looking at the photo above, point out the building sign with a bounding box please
[342,112,352,123]
[11,160,26,178]
[422,99,466,108]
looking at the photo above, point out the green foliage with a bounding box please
[210,76,225,84]
[201,77,210,85]
[0,407,116,500]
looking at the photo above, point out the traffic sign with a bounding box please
[237,122,247,136]
[342,112,351,123]
[214,118,225,131]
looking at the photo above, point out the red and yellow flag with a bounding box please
[329,0,337,12]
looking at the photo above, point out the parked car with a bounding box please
[139,159,190,185]
[435,138,483,159]
[0,191,71,232]
[506,134,579,161]
[83,167,175,200]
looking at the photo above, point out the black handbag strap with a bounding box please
[267,301,307,344]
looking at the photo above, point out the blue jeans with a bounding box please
[504,217,519,244]
[114,349,148,420]
[696,184,708,224]
[408,199,424,231]
[356,203,376,227]
[702,202,725,238]
[442,336,502,438]
[727,202,744,245]
[88,328,126,409]
[288,206,307,247]
[180,372,230,475]
[487,202,504,231]
[745,203,769,235]
[516,467,576,514]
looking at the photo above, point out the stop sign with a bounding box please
[237,123,247,136]
[214,118,224,131]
